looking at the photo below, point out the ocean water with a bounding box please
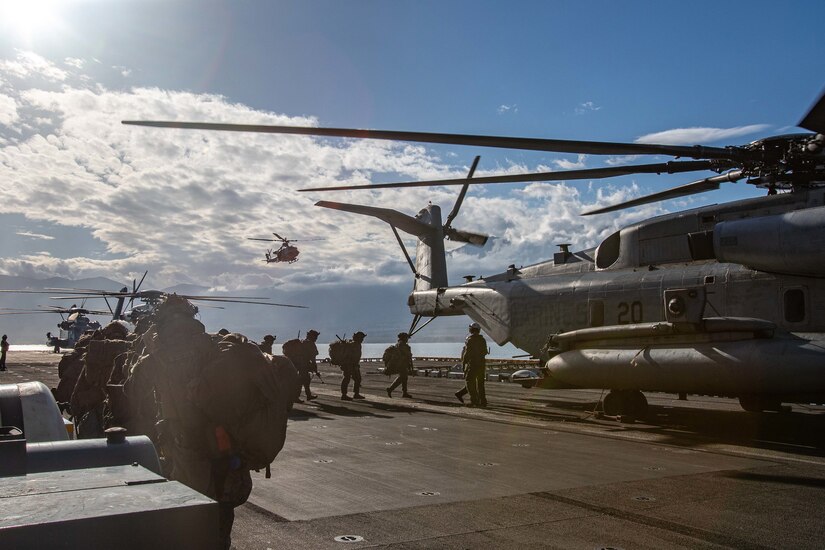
[11,341,528,359]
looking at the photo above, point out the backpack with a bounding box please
[281,338,304,365]
[382,345,399,375]
[329,339,359,367]
[191,339,297,471]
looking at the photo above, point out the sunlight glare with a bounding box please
[1,1,64,43]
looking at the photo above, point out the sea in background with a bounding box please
[11,341,528,359]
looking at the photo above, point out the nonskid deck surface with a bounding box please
[6,352,825,549]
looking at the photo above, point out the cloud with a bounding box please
[497,104,518,115]
[64,57,85,69]
[0,94,17,126]
[635,124,770,145]
[0,50,657,293]
[16,231,54,240]
[0,51,68,82]
[553,154,587,170]
[574,101,601,115]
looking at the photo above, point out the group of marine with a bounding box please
[258,322,490,407]
[48,296,490,549]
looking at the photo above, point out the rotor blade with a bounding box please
[444,155,480,234]
[316,200,433,237]
[135,271,148,293]
[176,294,275,300]
[272,233,285,241]
[184,297,307,309]
[581,170,744,215]
[122,120,745,160]
[799,88,825,133]
[445,228,489,246]
[247,238,279,242]
[298,161,720,192]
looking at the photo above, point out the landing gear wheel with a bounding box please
[627,390,649,418]
[602,390,648,418]
[602,391,621,416]
[739,395,783,412]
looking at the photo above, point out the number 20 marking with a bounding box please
[617,301,643,324]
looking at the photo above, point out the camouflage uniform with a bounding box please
[462,331,488,406]
[387,334,414,397]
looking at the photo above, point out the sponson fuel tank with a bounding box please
[545,334,825,398]
[713,205,825,276]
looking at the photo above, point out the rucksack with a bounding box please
[329,339,359,367]
[281,338,304,364]
[382,345,399,375]
[191,338,297,470]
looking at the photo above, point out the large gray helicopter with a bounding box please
[122,88,825,415]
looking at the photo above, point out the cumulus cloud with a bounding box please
[0,94,17,126]
[0,51,68,82]
[553,154,587,170]
[0,50,654,292]
[635,124,770,145]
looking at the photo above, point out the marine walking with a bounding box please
[385,332,414,398]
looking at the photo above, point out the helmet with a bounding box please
[307,329,320,338]
[353,331,367,340]
[263,334,276,342]
[469,322,481,331]
[397,332,409,340]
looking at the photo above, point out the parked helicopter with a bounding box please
[47,287,308,323]
[122,88,825,415]
[1,271,306,341]
[0,304,112,351]
[247,233,324,264]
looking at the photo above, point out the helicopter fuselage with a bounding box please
[408,188,825,404]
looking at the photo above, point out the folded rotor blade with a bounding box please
[799,88,825,133]
[122,121,744,161]
[445,228,489,246]
[299,161,719,192]
[581,170,744,215]
[316,200,434,237]
[444,155,480,234]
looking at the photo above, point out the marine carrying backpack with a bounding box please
[191,337,297,470]
[281,338,305,365]
[382,345,399,375]
[329,339,359,367]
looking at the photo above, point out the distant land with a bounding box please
[0,274,475,345]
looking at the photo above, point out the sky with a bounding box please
[0,0,823,337]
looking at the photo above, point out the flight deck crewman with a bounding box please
[461,322,489,407]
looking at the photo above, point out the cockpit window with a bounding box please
[595,231,621,269]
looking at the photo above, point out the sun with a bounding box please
[1,1,63,43]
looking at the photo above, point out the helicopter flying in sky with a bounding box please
[122,87,825,415]
[246,233,325,264]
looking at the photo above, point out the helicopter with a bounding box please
[122,87,825,415]
[1,271,306,339]
[0,302,123,351]
[47,287,308,323]
[247,232,324,264]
